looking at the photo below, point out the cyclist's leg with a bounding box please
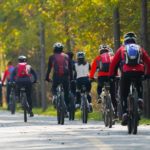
[120,74,131,124]
[6,82,11,109]
[25,81,33,116]
[75,78,81,108]
[62,76,69,109]
[109,78,117,115]
[135,74,144,110]
[97,76,105,103]
[85,78,92,103]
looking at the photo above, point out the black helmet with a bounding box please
[124,32,137,44]
[99,44,110,54]
[18,55,27,62]
[76,51,85,59]
[66,51,74,59]
[53,42,64,53]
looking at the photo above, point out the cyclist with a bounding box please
[66,51,76,97]
[89,44,117,116]
[74,51,92,112]
[45,42,72,113]
[11,55,37,117]
[109,32,150,125]
[2,61,15,109]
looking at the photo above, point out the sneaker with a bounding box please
[97,96,102,104]
[121,113,128,126]
[75,104,80,109]
[138,98,144,111]
[89,103,93,113]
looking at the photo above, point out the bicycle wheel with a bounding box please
[127,95,133,134]
[22,92,27,122]
[81,96,88,124]
[102,96,109,127]
[69,93,75,121]
[106,95,113,128]
[132,91,138,134]
[9,91,16,114]
[59,92,65,125]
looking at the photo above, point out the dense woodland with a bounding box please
[0,0,150,116]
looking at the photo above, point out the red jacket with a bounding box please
[89,53,112,78]
[109,45,150,76]
[2,65,14,84]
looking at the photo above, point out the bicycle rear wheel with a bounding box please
[106,95,113,128]
[9,92,16,114]
[81,96,88,124]
[132,93,138,134]
[22,93,27,122]
[69,93,75,121]
[127,95,133,134]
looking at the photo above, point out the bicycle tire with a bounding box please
[127,95,133,134]
[81,96,88,124]
[103,96,109,127]
[69,93,75,121]
[22,92,28,122]
[9,92,16,114]
[132,91,138,134]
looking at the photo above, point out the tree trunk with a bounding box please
[39,22,47,111]
[141,0,150,118]
[113,6,120,51]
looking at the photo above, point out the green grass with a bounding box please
[33,106,102,121]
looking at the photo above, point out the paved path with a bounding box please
[0,111,150,150]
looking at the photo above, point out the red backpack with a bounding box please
[98,53,111,72]
[16,63,30,77]
[53,53,69,76]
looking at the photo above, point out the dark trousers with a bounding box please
[16,78,32,110]
[52,76,69,107]
[98,76,117,111]
[6,82,11,104]
[120,72,143,113]
[76,77,92,104]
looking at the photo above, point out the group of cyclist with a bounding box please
[45,31,150,125]
[1,31,150,125]
[1,56,37,117]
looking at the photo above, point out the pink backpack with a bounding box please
[98,53,111,72]
[17,63,30,77]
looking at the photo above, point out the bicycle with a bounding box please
[80,85,90,124]
[56,84,67,125]
[126,77,144,134]
[9,82,16,114]
[68,90,75,121]
[20,87,30,122]
[100,82,114,128]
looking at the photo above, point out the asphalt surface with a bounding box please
[0,110,150,150]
